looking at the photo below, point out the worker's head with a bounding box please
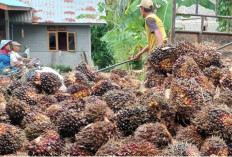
[138,0,154,18]
[12,41,21,52]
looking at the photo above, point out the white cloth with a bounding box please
[10,51,23,67]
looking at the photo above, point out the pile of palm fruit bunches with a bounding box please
[0,42,232,156]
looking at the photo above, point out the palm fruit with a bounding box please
[0,123,26,155]
[147,45,179,73]
[37,94,57,111]
[64,71,89,88]
[103,89,136,113]
[117,76,141,89]
[67,84,90,99]
[136,92,177,135]
[175,125,204,148]
[204,66,221,87]
[60,99,86,112]
[21,112,51,128]
[163,74,173,89]
[7,80,22,95]
[115,140,158,156]
[95,72,119,82]
[201,136,228,156]
[170,78,212,124]
[162,142,201,156]
[111,69,128,78]
[134,123,172,149]
[214,88,232,107]
[54,92,73,102]
[194,104,232,141]
[193,49,222,70]
[26,130,63,156]
[92,80,115,96]
[220,70,232,91]
[62,143,92,156]
[116,105,156,136]
[75,121,116,154]
[144,68,166,88]
[27,72,62,94]
[0,109,10,123]
[5,98,30,125]
[55,110,88,138]
[24,121,56,141]
[12,86,38,105]
[172,56,202,78]
[84,99,114,123]
[75,62,95,81]
[45,104,65,123]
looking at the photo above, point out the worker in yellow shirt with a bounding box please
[134,0,167,60]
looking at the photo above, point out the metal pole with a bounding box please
[199,16,204,43]
[217,42,232,50]
[4,10,10,40]
[171,0,176,43]
[215,0,218,16]
[227,19,230,33]
[196,0,199,14]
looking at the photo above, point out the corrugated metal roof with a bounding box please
[16,0,106,24]
[0,0,30,8]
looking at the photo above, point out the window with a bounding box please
[47,26,76,52]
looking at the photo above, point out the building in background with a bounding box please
[0,0,106,67]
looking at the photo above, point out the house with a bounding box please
[0,0,106,67]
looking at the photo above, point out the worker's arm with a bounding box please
[154,29,163,46]
[134,45,149,60]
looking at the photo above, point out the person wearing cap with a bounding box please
[134,0,167,60]
[10,41,31,67]
[0,40,11,71]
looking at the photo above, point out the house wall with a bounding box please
[12,24,92,68]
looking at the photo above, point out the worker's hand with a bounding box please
[134,52,142,61]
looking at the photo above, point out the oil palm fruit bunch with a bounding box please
[147,45,179,73]
[67,84,90,99]
[75,121,116,154]
[37,94,57,111]
[0,123,26,155]
[115,140,158,156]
[27,72,62,94]
[170,78,212,124]
[203,65,221,87]
[24,121,56,141]
[175,125,204,148]
[172,56,202,78]
[103,89,136,113]
[194,104,232,141]
[176,42,196,56]
[193,49,222,70]
[5,98,30,125]
[134,123,172,149]
[116,105,156,136]
[200,136,228,156]
[62,143,92,156]
[84,99,114,123]
[92,80,115,96]
[117,76,141,89]
[55,110,88,138]
[163,73,173,89]
[220,70,232,91]
[111,69,128,78]
[54,91,73,102]
[12,86,38,106]
[0,108,10,123]
[60,99,86,112]
[137,92,177,134]
[144,69,166,88]
[7,80,22,95]
[64,71,89,88]
[161,142,201,156]
[75,62,95,81]
[26,130,63,156]
[214,88,232,107]
[21,112,51,128]
[45,104,65,123]
[0,76,13,88]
